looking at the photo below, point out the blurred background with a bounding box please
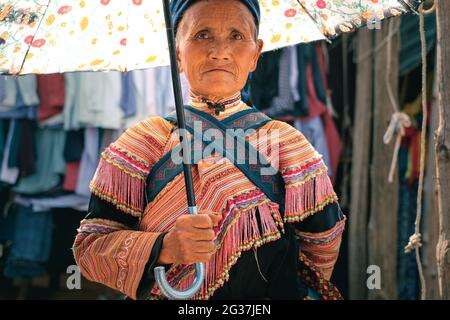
[0,6,447,300]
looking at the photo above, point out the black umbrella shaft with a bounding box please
[162,0,196,208]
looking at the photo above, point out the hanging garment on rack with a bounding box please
[154,66,190,116]
[15,194,90,212]
[63,73,81,130]
[75,128,101,197]
[250,43,327,120]
[63,161,80,192]
[294,116,332,177]
[0,77,5,102]
[3,204,53,279]
[0,75,39,113]
[62,129,85,192]
[0,78,38,120]
[267,47,297,118]
[18,119,36,178]
[13,127,66,195]
[396,147,420,300]
[64,72,124,130]
[75,128,119,197]
[142,69,158,117]
[37,74,65,123]
[123,70,157,128]
[120,72,137,119]
[0,120,19,184]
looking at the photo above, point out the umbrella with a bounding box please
[0,0,424,299]
[0,0,424,74]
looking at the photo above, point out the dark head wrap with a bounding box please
[171,0,261,36]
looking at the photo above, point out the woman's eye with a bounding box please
[232,33,243,40]
[195,32,209,39]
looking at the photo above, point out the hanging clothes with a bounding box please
[0,77,5,102]
[294,117,332,177]
[37,74,65,123]
[0,76,38,120]
[0,75,39,113]
[75,128,101,197]
[3,204,53,279]
[0,120,19,185]
[120,72,137,119]
[63,72,123,130]
[13,127,66,195]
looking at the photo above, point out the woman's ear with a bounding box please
[249,39,264,72]
[176,45,184,73]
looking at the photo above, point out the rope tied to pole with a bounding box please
[383,112,412,183]
[402,2,433,300]
[405,233,423,253]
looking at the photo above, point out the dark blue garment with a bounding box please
[250,43,326,118]
[64,129,85,162]
[396,147,420,300]
[120,73,137,118]
[3,204,53,279]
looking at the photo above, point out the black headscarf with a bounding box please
[170,0,261,35]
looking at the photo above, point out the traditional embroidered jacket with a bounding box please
[72,96,346,300]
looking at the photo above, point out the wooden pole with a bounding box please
[368,20,399,300]
[435,0,450,299]
[350,28,374,300]
[423,64,440,299]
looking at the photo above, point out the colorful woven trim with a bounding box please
[282,158,338,223]
[89,146,151,217]
[296,217,347,245]
[148,196,284,300]
[77,218,129,235]
[298,253,343,300]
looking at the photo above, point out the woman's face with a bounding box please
[176,0,264,100]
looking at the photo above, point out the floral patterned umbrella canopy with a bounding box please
[0,0,423,75]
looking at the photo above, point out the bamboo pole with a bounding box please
[435,0,450,299]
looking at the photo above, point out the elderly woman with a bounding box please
[72,0,346,300]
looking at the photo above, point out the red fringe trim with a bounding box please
[150,202,283,299]
[284,171,338,222]
[89,157,146,217]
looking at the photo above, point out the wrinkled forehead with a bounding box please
[183,2,256,33]
[175,0,259,37]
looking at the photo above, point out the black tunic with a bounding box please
[86,194,343,300]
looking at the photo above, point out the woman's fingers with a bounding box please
[188,239,216,253]
[185,228,216,241]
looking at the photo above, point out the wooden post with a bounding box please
[350,28,374,300]
[423,66,440,299]
[368,20,399,300]
[435,0,450,299]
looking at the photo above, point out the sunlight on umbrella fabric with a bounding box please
[0,0,422,75]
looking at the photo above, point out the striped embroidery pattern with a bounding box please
[139,118,337,299]
[72,229,159,300]
[297,218,346,280]
[89,116,173,217]
[77,218,129,234]
[76,102,340,300]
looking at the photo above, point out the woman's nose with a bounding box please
[209,39,231,61]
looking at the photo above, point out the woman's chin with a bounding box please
[195,82,240,98]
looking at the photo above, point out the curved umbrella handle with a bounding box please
[154,206,205,300]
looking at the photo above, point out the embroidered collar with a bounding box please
[189,92,242,116]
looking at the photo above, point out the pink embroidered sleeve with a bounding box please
[72,117,173,299]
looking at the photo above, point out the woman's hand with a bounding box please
[157,210,222,265]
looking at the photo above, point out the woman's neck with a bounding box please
[188,91,242,116]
